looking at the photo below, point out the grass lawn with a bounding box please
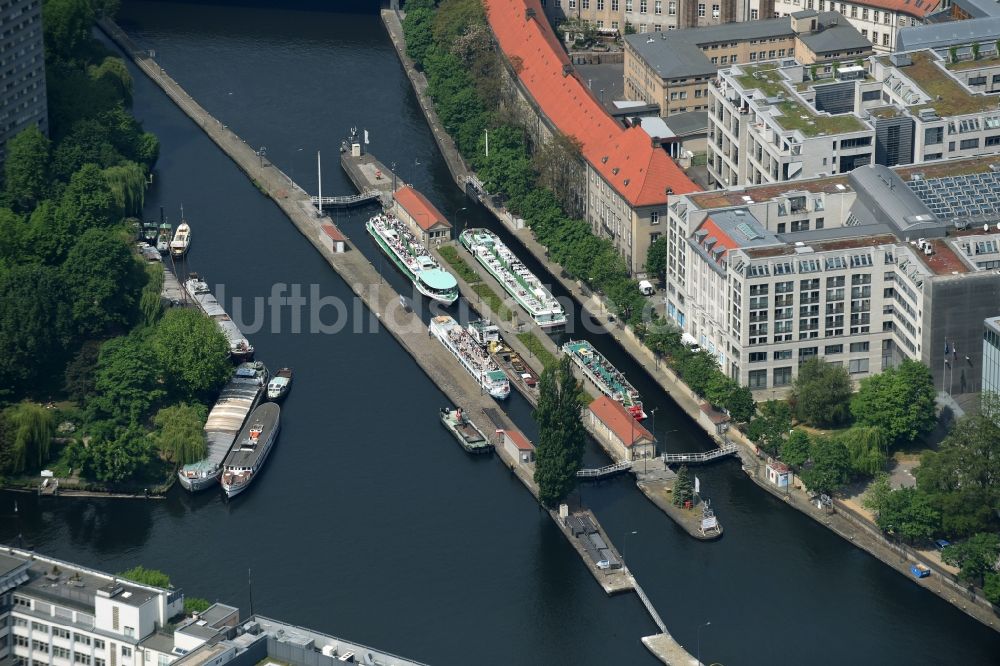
[438,245,481,284]
[516,331,558,370]
[471,283,514,321]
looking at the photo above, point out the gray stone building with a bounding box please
[0,0,47,166]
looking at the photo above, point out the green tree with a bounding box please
[42,0,96,64]
[791,358,852,427]
[4,125,51,211]
[89,333,164,424]
[62,227,147,336]
[533,355,586,507]
[780,429,811,469]
[139,263,164,326]
[746,400,791,455]
[102,162,147,217]
[0,264,73,396]
[862,471,892,516]
[984,572,1000,605]
[149,309,231,402]
[645,235,668,285]
[402,5,436,67]
[672,465,693,506]
[532,133,584,216]
[89,57,133,108]
[89,0,121,18]
[800,436,851,494]
[942,533,1000,586]
[63,340,103,406]
[675,349,718,396]
[722,384,756,424]
[0,403,56,474]
[118,566,171,588]
[151,403,207,465]
[82,423,151,483]
[916,412,1000,537]
[840,425,888,476]
[851,360,936,446]
[875,487,940,543]
[184,598,211,614]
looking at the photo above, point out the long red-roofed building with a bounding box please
[483,0,701,274]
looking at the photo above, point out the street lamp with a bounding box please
[623,530,637,565]
[661,428,678,470]
[257,146,267,171]
[696,621,711,666]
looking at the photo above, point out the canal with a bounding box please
[2,1,998,664]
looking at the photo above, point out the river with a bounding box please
[2,1,998,664]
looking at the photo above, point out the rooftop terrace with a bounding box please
[733,64,867,137]
[900,50,999,116]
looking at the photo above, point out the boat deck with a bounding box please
[224,403,280,469]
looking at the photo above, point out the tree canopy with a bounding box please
[942,533,1000,586]
[0,403,56,475]
[151,403,207,465]
[746,400,791,456]
[791,358,852,428]
[118,565,171,588]
[800,436,851,495]
[851,360,936,446]
[871,486,940,543]
[5,125,51,211]
[672,465,693,506]
[149,308,231,402]
[533,355,586,507]
[645,236,668,285]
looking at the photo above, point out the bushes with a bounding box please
[516,332,557,371]
[437,245,480,284]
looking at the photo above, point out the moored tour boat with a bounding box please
[428,315,510,400]
[460,228,566,328]
[563,339,647,420]
[267,368,293,401]
[366,213,458,304]
[439,406,491,453]
[220,402,281,498]
[171,221,191,258]
[185,274,255,360]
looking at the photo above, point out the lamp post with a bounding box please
[623,530,637,567]
[257,146,267,171]
[696,621,711,666]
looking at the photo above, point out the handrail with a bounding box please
[662,443,738,464]
[576,460,632,478]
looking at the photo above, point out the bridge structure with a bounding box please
[662,442,739,464]
[309,190,383,210]
[576,460,632,481]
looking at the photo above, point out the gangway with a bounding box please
[576,460,632,480]
[310,190,381,209]
[661,442,739,464]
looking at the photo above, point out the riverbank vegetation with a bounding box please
[0,0,229,492]
[402,0,755,423]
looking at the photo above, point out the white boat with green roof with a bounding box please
[460,228,566,328]
[366,213,458,304]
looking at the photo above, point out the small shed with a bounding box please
[766,460,792,489]
[320,224,346,254]
[698,402,731,435]
[586,396,656,462]
[499,429,535,464]
[393,185,452,247]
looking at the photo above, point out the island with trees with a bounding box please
[0,0,231,494]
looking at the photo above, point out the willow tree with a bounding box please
[1,402,55,473]
[151,403,207,465]
[102,162,147,218]
[140,263,164,326]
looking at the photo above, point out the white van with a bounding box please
[638,280,655,296]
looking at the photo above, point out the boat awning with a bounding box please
[419,269,457,291]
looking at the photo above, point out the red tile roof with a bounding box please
[483,0,699,207]
[588,396,655,447]
[696,216,737,262]
[394,185,451,231]
[321,224,345,242]
[501,429,534,450]
[862,0,940,18]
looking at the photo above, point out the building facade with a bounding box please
[664,157,1000,397]
[982,316,1000,397]
[393,185,452,247]
[541,0,776,33]
[586,396,657,460]
[624,11,870,116]
[707,47,1000,190]
[0,0,47,166]
[772,0,941,53]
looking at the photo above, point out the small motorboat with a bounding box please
[266,368,293,401]
[170,222,191,258]
[156,222,172,254]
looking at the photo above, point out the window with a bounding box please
[749,352,767,363]
[924,127,943,145]
[773,350,792,360]
[75,656,92,666]
[873,9,879,21]
[872,31,878,44]
[773,366,793,386]
[655,0,662,13]
[53,629,70,640]
[883,12,891,23]
[54,647,71,660]
[862,7,868,18]
[650,210,660,224]
[712,3,720,16]
[32,640,48,653]
[96,660,106,666]
[32,622,46,632]
[669,0,676,13]
[613,0,619,8]
[698,2,706,16]
[14,596,30,609]
[777,222,786,233]
[850,341,869,353]
[640,0,647,12]
[75,635,92,647]
[790,219,809,232]
[883,33,889,46]
[749,369,768,388]
[750,8,758,18]
[851,5,857,17]
[122,646,132,657]
[825,344,843,354]
[123,627,134,640]
[960,138,980,150]
[94,640,105,651]
[849,358,869,373]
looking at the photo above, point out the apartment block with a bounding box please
[624,11,871,116]
[707,45,1000,189]
[540,0,775,34]
[773,0,941,53]
[663,157,1000,397]
[0,547,428,666]
[0,0,47,166]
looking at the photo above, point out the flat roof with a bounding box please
[898,49,998,116]
[662,110,708,136]
[417,268,457,291]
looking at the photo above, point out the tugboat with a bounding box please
[266,368,293,401]
[220,402,281,498]
[439,406,491,453]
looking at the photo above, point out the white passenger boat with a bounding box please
[428,315,510,399]
[366,213,458,304]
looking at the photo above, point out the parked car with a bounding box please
[934,539,951,551]
[638,279,655,296]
